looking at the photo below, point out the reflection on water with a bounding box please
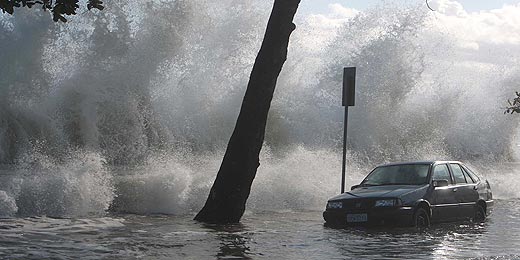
[217,232,251,259]
[0,200,520,259]
[204,223,253,259]
[325,222,489,259]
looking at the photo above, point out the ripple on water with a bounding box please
[0,200,520,259]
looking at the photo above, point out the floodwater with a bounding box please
[2,1,520,259]
[1,199,519,259]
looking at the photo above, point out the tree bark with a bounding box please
[194,0,301,223]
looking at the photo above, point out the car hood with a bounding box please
[329,185,427,201]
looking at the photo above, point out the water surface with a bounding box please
[1,199,519,259]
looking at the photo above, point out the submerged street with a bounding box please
[1,0,520,258]
[0,199,519,259]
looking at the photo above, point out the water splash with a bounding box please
[0,1,519,217]
[0,151,113,217]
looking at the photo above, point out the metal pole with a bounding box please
[341,67,355,194]
[341,106,348,194]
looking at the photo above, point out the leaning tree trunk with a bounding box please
[195,0,301,223]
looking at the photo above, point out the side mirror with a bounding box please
[351,184,360,190]
[433,179,449,187]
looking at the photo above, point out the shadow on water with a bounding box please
[201,223,253,259]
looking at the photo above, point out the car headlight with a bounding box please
[374,199,397,207]
[327,201,342,209]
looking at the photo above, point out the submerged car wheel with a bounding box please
[414,208,430,228]
[474,204,486,222]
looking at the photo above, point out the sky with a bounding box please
[298,0,520,48]
[301,0,520,13]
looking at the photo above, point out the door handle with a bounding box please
[452,188,458,192]
[473,186,478,190]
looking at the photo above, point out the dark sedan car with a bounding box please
[323,161,493,227]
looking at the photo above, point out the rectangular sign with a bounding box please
[342,67,356,106]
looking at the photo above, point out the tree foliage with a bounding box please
[505,92,520,114]
[0,0,103,22]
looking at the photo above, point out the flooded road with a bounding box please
[1,199,519,259]
[1,1,520,259]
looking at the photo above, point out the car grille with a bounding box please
[342,199,375,210]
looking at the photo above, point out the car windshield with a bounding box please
[361,164,430,186]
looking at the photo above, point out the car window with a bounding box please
[432,164,451,183]
[454,164,475,183]
[450,163,467,184]
[362,164,430,185]
[462,166,480,183]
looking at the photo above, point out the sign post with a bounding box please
[341,67,356,194]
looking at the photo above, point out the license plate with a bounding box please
[347,213,368,223]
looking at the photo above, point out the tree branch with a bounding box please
[426,0,435,11]
[0,0,103,22]
[505,91,520,114]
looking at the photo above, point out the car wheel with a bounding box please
[414,208,430,228]
[474,204,486,222]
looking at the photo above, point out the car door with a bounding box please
[449,163,479,220]
[430,164,459,222]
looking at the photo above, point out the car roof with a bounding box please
[376,161,463,167]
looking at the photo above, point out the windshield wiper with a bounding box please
[361,182,423,186]
[379,183,423,186]
[359,183,381,187]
